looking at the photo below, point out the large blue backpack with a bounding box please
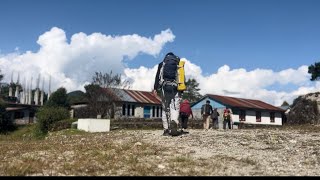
[162,53,180,81]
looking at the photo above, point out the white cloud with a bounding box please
[0,27,316,106]
[125,57,314,106]
[0,27,175,92]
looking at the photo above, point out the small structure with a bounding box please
[77,118,110,132]
[109,88,162,119]
[70,88,162,119]
[5,101,40,124]
[191,94,285,126]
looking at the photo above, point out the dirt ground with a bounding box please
[1,127,320,176]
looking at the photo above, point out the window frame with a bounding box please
[132,105,135,116]
[256,111,261,122]
[152,106,156,117]
[127,104,131,116]
[156,106,159,117]
[122,104,126,116]
[270,112,275,123]
[239,110,246,121]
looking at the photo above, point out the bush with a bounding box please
[35,107,70,134]
[50,118,77,132]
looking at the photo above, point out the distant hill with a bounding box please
[67,90,87,105]
[67,90,85,97]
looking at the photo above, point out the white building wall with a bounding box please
[135,105,144,118]
[193,109,202,120]
[193,107,282,126]
[235,110,282,126]
[261,111,270,124]
[274,112,282,125]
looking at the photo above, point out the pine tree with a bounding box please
[182,78,203,104]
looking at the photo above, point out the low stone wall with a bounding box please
[110,118,204,129]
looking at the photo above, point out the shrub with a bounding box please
[50,118,77,132]
[45,87,69,108]
[35,107,70,134]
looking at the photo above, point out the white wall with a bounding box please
[135,105,144,118]
[232,110,282,126]
[193,109,202,119]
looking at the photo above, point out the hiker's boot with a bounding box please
[163,129,170,136]
[169,120,180,136]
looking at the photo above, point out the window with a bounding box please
[127,104,131,116]
[256,111,261,122]
[239,110,246,121]
[122,104,126,116]
[270,112,275,123]
[160,107,162,116]
[144,106,151,118]
[156,106,160,117]
[132,105,135,116]
[152,106,155,117]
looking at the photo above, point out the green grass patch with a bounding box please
[0,124,46,141]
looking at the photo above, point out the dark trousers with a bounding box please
[180,113,189,129]
[223,120,231,129]
[212,118,219,129]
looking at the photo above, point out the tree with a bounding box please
[308,62,320,81]
[92,71,130,88]
[85,71,130,118]
[45,87,69,108]
[182,78,203,104]
[281,101,289,106]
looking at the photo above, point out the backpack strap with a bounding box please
[159,61,165,87]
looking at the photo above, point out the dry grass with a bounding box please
[1,124,320,176]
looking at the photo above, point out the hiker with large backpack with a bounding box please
[153,52,186,136]
[211,108,220,129]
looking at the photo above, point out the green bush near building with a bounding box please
[35,106,70,134]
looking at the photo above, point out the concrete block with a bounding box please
[77,118,110,132]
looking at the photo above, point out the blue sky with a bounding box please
[0,0,319,105]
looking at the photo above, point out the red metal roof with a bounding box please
[123,89,161,104]
[207,94,284,112]
[102,88,161,105]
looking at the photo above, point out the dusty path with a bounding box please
[125,128,320,176]
[1,128,320,176]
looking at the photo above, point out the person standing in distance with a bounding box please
[201,100,213,130]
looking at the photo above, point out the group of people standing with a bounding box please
[200,100,233,130]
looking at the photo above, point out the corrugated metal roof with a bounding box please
[207,94,284,112]
[104,88,161,105]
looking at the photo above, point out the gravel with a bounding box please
[1,127,320,176]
